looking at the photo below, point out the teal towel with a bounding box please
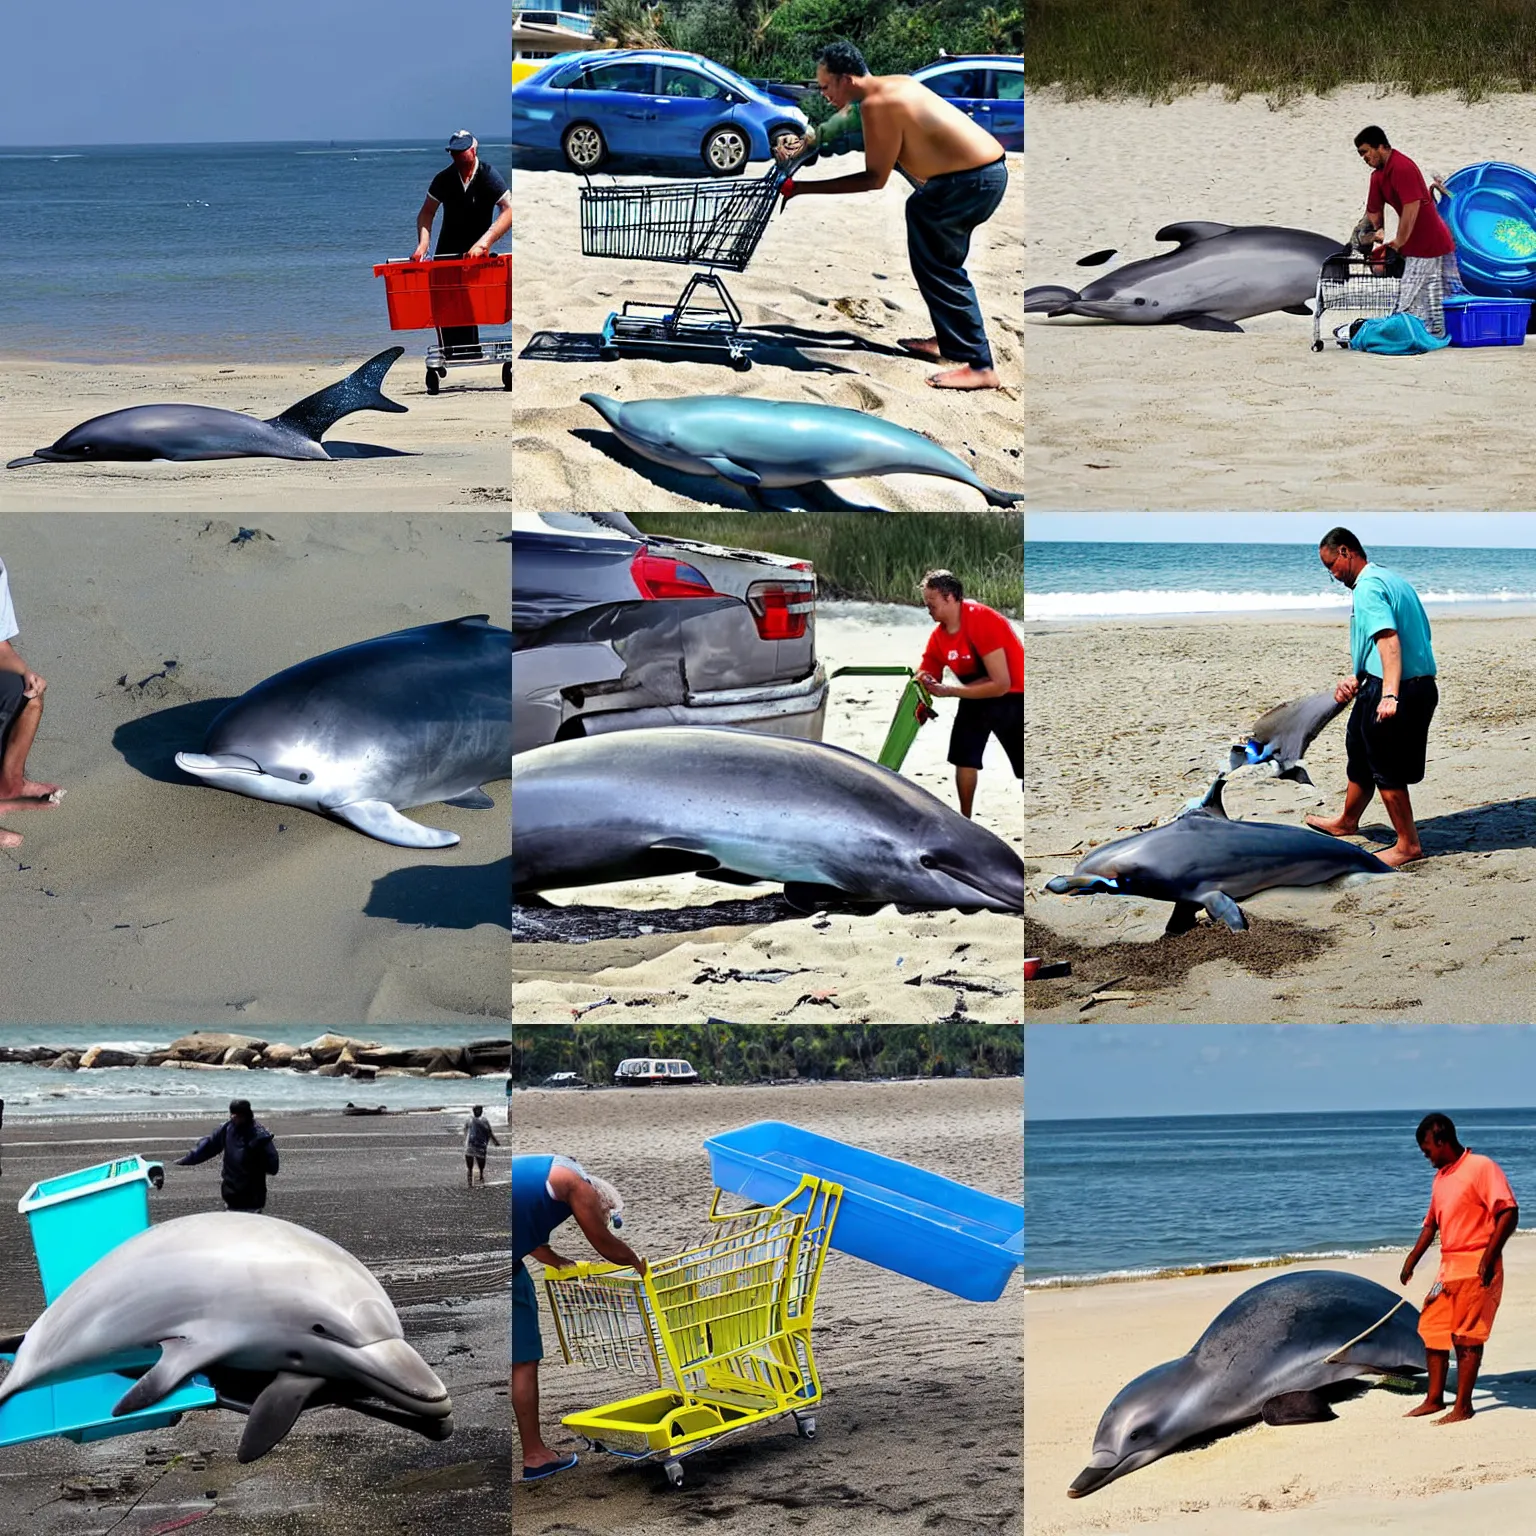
[1347,313,1451,354]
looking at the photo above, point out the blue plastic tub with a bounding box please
[703,1121,1022,1302]
[1441,162,1536,298]
[1442,295,1531,347]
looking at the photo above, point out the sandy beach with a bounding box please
[509,159,1023,512]
[1027,88,1536,510]
[513,1075,1022,1534]
[1024,610,1536,1022]
[0,1104,510,1536]
[0,358,512,512]
[1026,1243,1536,1536]
[511,603,1024,1024]
[0,514,510,1024]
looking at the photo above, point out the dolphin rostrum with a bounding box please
[1070,1271,1422,1498]
[175,616,511,849]
[1025,223,1346,331]
[1230,688,1348,785]
[0,1213,452,1463]
[7,348,408,467]
[581,393,1021,507]
[1044,775,1392,933]
[512,727,1025,913]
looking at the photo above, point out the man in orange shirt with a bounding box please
[917,569,1022,817]
[1400,1112,1519,1424]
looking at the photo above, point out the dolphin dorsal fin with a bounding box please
[271,348,408,442]
[1195,774,1230,818]
[1155,221,1234,246]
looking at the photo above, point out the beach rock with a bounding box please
[466,1041,511,1072]
[376,1067,428,1078]
[0,1045,63,1064]
[166,1032,268,1064]
[80,1047,142,1070]
[47,1052,81,1071]
[354,1047,417,1068]
[162,1059,245,1072]
[314,1062,350,1077]
[287,1052,316,1072]
[223,1047,261,1067]
[428,1070,472,1080]
[303,1034,381,1065]
[261,1043,299,1068]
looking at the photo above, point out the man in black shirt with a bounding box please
[176,1099,280,1212]
[413,129,512,358]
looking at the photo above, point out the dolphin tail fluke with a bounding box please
[329,799,460,848]
[980,482,1023,508]
[1275,761,1314,786]
[1024,285,1080,313]
[238,1371,327,1463]
[272,347,408,443]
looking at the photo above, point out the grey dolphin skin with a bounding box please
[0,1213,452,1463]
[581,393,1021,507]
[1230,688,1349,784]
[1069,1271,1422,1498]
[1024,223,1346,331]
[175,616,511,849]
[512,727,1025,913]
[6,347,407,468]
[1044,775,1391,933]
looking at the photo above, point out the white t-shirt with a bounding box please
[0,558,18,644]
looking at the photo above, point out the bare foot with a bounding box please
[1377,844,1424,868]
[0,779,60,800]
[898,336,944,360]
[0,827,21,849]
[927,364,1001,390]
[0,792,62,813]
[1404,1398,1445,1417]
[1305,813,1360,837]
[1434,1405,1475,1424]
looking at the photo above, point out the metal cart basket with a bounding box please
[580,160,798,371]
[543,1173,841,1486]
[1312,249,1404,350]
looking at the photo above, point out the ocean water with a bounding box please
[0,140,510,363]
[1024,542,1536,621]
[0,1026,509,1120]
[1026,1109,1536,1285]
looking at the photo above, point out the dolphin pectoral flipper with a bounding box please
[1201,891,1247,931]
[701,456,762,488]
[272,347,408,445]
[1077,248,1118,267]
[1283,303,1313,315]
[0,1331,25,1353]
[442,787,495,810]
[328,800,459,849]
[1261,1389,1337,1425]
[238,1371,328,1463]
[112,1336,219,1416]
[1177,315,1244,333]
[1165,900,1201,934]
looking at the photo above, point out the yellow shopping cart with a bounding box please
[542,1174,841,1487]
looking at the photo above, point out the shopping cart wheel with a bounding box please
[501,362,513,390]
[1311,340,1324,352]
[794,1412,817,1439]
[664,1460,684,1488]
[425,369,439,395]
[731,355,752,372]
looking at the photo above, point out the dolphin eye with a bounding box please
[298,772,311,783]
[919,855,937,869]
[312,1323,327,1335]
[1127,1425,1151,1441]
[1133,297,1147,306]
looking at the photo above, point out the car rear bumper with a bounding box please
[579,662,828,741]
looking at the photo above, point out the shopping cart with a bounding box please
[580,157,803,371]
[1311,249,1404,350]
[543,1173,841,1487]
[373,252,513,393]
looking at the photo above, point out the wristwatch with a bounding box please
[1383,692,1398,700]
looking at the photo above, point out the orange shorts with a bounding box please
[1419,1257,1503,1350]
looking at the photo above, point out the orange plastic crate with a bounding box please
[372,253,511,330]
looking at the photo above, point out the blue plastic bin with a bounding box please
[1441,162,1536,298]
[1442,296,1531,347]
[703,1121,1023,1302]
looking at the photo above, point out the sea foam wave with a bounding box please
[1025,588,1536,621]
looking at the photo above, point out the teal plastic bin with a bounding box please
[0,1156,217,1448]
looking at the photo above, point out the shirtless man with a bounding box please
[776,42,1009,390]
[0,555,61,850]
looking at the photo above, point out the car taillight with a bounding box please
[747,581,813,640]
[630,550,717,600]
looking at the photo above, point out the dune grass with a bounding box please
[1026,0,1536,102]
[628,512,1023,615]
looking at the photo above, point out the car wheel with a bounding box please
[769,125,801,157]
[562,122,607,172]
[703,125,749,175]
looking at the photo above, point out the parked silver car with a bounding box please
[512,512,828,754]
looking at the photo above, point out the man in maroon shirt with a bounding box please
[1355,125,1463,335]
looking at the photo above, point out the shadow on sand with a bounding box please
[367,857,512,931]
[113,697,236,784]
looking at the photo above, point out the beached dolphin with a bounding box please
[1230,689,1348,785]
[1024,223,1346,331]
[6,348,408,467]
[175,616,511,849]
[581,393,1021,507]
[1044,775,1391,933]
[0,1213,452,1463]
[512,727,1025,913]
[1069,1271,1422,1498]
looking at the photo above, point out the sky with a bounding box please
[1028,1025,1536,1120]
[0,2,507,145]
[1025,513,1536,548]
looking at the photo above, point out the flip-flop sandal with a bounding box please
[522,1453,579,1482]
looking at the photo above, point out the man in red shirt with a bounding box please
[1355,126,1463,336]
[916,569,1022,818]
[1400,1112,1519,1424]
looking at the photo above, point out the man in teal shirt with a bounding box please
[1306,527,1438,866]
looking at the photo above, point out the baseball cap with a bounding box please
[446,130,476,153]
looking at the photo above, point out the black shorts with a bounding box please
[0,669,23,738]
[1345,674,1438,790]
[948,691,1023,777]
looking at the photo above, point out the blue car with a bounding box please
[913,56,1023,153]
[512,49,808,175]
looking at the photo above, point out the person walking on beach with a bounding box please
[0,556,63,850]
[412,130,513,360]
[175,1100,280,1212]
[513,1154,646,1482]
[774,42,1009,391]
[1354,127,1463,336]
[1400,1112,1518,1424]
[916,570,1023,818]
[463,1104,500,1187]
[1305,528,1437,867]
